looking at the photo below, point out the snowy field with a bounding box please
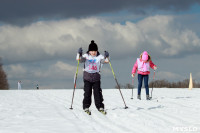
[0,88,200,133]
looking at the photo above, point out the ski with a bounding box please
[99,110,107,115]
[85,110,91,115]
[84,110,107,115]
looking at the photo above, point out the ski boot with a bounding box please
[98,108,107,115]
[84,108,91,115]
[146,95,151,100]
[137,95,141,100]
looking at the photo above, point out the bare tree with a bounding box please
[115,83,123,89]
[0,58,9,90]
[114,79,200,89]
[149,79,200,88]
[124,83,134,89]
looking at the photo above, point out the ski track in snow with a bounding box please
[0,88,200,133]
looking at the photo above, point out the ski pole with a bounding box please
[69,56,80,110]
[108,59,128,109]
[131,78,134,99]
[150,70,156,99]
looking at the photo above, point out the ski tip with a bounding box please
[99,110,107,115]
[88,112,91,115]
[85,111,91,115]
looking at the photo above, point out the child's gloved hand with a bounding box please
[154,66,157,70]
[104,51,109,58]
[131,73,135,78]
[78,47,83,56]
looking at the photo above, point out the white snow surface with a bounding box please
[0,88,200,133]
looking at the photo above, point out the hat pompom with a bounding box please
[88,40,98,51]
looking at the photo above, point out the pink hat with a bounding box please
[142,51,149,61]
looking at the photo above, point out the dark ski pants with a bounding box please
[138,74,149,95]
[83,80,104,110]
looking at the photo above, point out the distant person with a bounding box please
[76,40,109,115]
[36,84,39,89]
[131,51,157,100]
[18,81,22,90]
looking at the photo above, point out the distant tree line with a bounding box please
[115,79,200,89]
[149,79,200,88]
[0,58,9,90]
[115,83,134,89]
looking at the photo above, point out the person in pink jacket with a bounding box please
[131,51,157,100]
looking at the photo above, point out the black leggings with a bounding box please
[83,80,104,110]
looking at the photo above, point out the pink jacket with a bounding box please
[132,58,156,75]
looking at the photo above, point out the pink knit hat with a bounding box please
[142,51,149,61]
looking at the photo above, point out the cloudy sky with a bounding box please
[0,0,200,89]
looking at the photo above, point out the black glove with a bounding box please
[78,47,83,56]
[104,51,109,58]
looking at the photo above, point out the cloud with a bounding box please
[156,71,183,80]
[0,0,199,25]
[5,61,81,88]
[1,15,200,65]
[156,71,200,83]
[0,20,83,63]
[137,15,200,57]
[7,64,27,79]
[33,61,77,79]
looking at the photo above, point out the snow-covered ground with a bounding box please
[0,88,199,133]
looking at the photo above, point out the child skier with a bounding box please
[76,40,109,115]
[36,84,39,89]
[18,81,22,90]
[131,51,157,100]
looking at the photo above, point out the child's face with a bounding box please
[89,51,97,56]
